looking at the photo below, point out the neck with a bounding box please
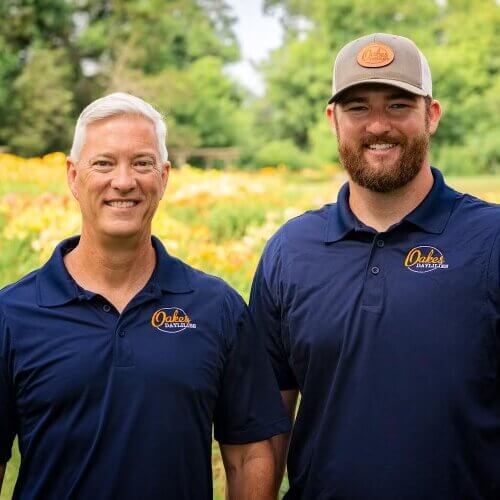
[64,229,156,298]
[348,165,434,233]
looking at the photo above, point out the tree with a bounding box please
[257,0,499,173]
[1,46,74,156]
[0,0,245,157]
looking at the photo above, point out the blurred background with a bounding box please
[0,1,499,498]
[0,0,498,173]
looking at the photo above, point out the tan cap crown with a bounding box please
[328,33,432,103]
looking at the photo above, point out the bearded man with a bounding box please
[250,33,500,499]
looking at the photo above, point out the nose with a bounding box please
[365,110,392,136]
[110,163,137,193]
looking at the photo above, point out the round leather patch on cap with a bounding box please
[357,42,394,68]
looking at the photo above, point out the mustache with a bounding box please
[362,134,407,146]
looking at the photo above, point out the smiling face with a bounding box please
[327,84,441,193]
[67,114,170,242]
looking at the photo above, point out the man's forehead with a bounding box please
[79,114,158,159]
[336,83,419,103]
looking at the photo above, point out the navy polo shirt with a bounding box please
[0,236,290,499]
[250,168,500,500]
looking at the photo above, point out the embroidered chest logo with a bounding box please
[151,307,197,333]
[404,246,449,273]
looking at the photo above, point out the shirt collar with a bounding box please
[150,236,193,294]
[404,168,460,233]
[325,167,460,243]
[37,235,193,307]
[324,182,358,243]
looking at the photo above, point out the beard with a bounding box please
[337,125,430,193]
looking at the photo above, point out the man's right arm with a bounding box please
[271,389,299,492]
[0,463,5,492]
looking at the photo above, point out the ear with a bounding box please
[160,161,171,198]
[428,99,442,136]
[66,157,79,200]
[325,104,338,135]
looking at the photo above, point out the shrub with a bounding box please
[253,139,311,170]
[208,203,266,243]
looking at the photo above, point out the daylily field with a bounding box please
[0,153,499,498]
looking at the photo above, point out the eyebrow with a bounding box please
[89,153,114,161]
[338,92,418,106]
[132,152,157,159]
[338,96,367,106]
[388,92,418,100]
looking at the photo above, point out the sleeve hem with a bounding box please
[215,417,292,445]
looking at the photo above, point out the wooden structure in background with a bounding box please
[170,147,240,168]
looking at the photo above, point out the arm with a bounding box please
[271,390,299,492]
[0,464,5,492]
[221,440,276,500]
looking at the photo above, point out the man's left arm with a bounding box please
[220,440,276,500]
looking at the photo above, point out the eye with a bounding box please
[92,159,113,169]
[345,105,369,112]
[133,159,156,171]
[390,103,410,109]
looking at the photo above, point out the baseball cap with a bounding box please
[328,33,432,103]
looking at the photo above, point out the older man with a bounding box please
[250,33,500,499]
[0,93,290,499]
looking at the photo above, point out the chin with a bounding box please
[100,225,145,240]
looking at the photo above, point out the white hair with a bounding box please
[70,92,168,163]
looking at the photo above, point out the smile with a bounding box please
[105,200,139,208]
[367,143,397,150]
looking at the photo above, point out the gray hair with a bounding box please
[69,92,168,163]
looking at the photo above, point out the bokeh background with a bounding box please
[1,0,499,498]
[0,0,498,173]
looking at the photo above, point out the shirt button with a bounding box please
[376,240,385,248]
[103,304,111,312]
[371,266,380,275]
[118,331,125,337]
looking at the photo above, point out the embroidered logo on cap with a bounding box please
[404,246,449,273]
[151,307,197,333]
[357,42,394,68]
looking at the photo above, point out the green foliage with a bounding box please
[1,46,74,156]
[208,203,266,242]
[308,118,339,166]
[253,139,310,170]
[0,0,498,174]
[0,238,38,288]
[176,56,249,147]
[258,39,331,147]
[0,0,244,158]
[258,0,499,174]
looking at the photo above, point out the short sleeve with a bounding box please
[487,227,500,341]
[0,308,17,464]
[249,233,299,390]
[213,288,291,444]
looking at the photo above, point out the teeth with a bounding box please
[107,201,137,208]
[368,143,396,150]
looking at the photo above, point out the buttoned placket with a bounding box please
[113,284,163,367]
[361,232,387,312]
[88,286,160,368]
